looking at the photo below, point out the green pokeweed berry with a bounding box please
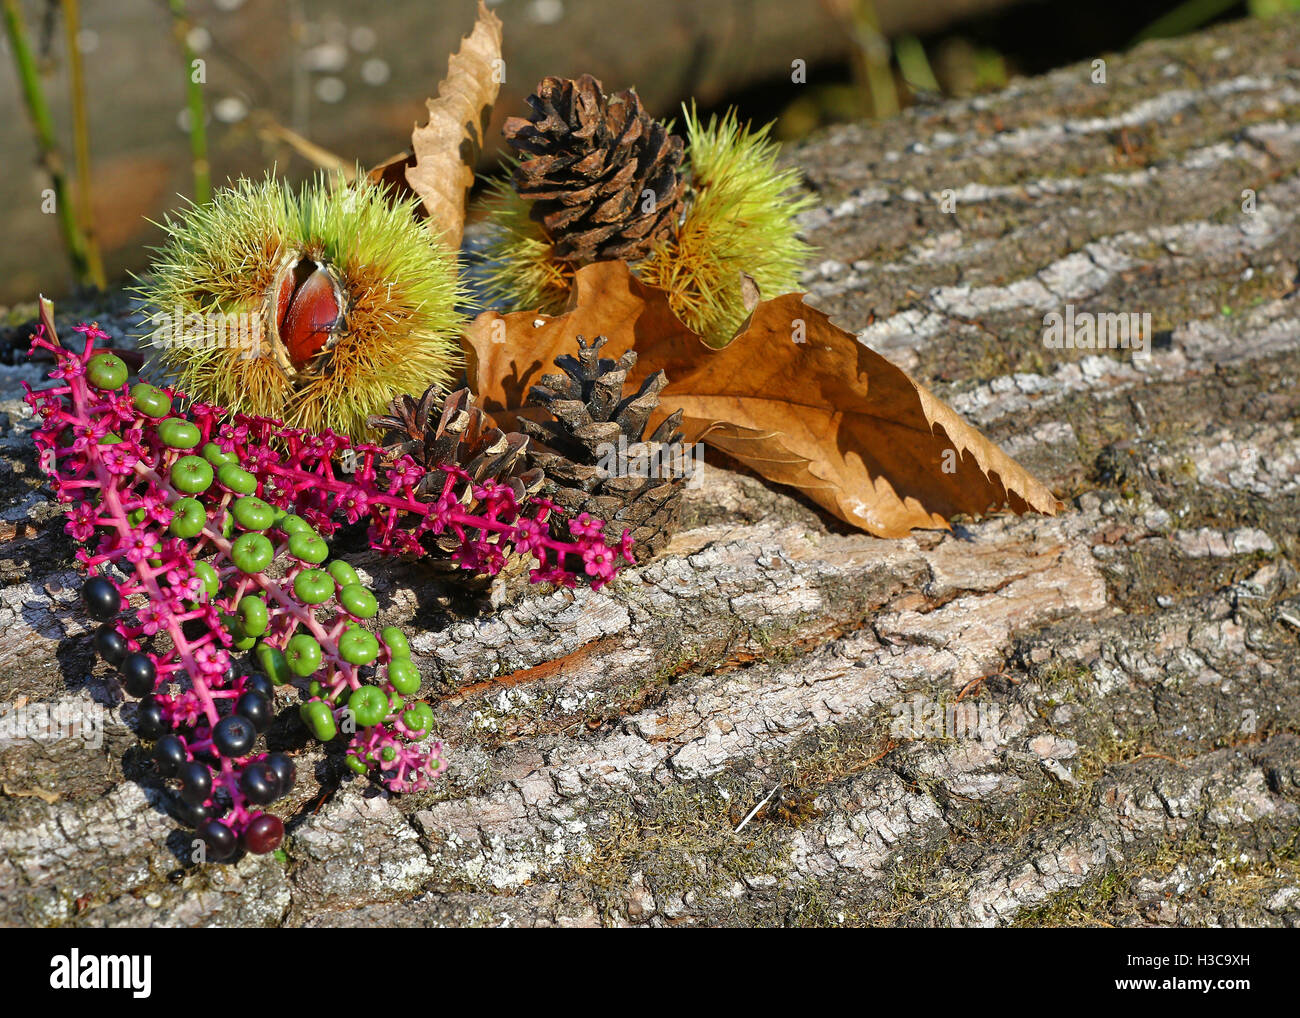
[381,746,397,762]
[220,612,256,651]
[293,568,334,605]
[238,595,269,637]
[98,433,123,445]
[156,417,201,449]
[126,507,147,527]
[380,627,411,659]
[338,584,378,619]
[347,685,389,728]
[387,691,405,714]
[287,532,328,564]
[344,753,369,775]
[387,658,421,695]
[131,382,173,418]
[402,701,434,738]
[299,700,337,741]
[221,512,236,539]
[169,497,207,538]
[171,455,214,494]
[217,462,257,495]
[86,353,128,391]
[285,633,323,677]
[278,513,311,536]
[192,560,220,597]
[202,442,238,467]
[326,560,359,588]
[380,627,410,659]
[231,496,274,531]
[230,532,274,574]
[256,642,292,685]
[338,628,379,666]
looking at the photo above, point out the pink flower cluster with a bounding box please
[23,320,629,860]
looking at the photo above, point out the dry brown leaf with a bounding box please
[462,261,1061,537]
[367,150,417,206]
[400,0,503,250]
[462,260,679,426]
[641,292,1061,536]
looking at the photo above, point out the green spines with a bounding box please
[135,172,466,440]
[481,105,814,347]
[635,107,816,345]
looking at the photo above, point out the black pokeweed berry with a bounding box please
[242,673,274,702]
[177,761,212,805]
[198,819,238,860]
[81,576,121,622]
[136,694,168,739]
[152,734,186,777]
[264,752,296,795]
[234,691,273,733]
[239,761,280,805]
[173,799,211,828]
[93,625,128,666]
[120,652,157,697]
[212,715,256,758]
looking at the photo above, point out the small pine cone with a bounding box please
[504,74,686,265]
[368,386,544,573]
[521,335,686,561]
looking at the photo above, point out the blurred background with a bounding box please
[0,0,1292,305]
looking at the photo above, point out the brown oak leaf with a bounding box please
[461,261,1061,538]
[369,0,503,251]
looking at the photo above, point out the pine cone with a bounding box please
[521,336,687,560]
[504,74,686,265]
[368,387,544,570]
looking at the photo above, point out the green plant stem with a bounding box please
[167,0,210,204]
[1133,0,1240,42]
[850,0,897,119]
[895,35,940,96]
[60,0,105,289]
[2,0,93,286]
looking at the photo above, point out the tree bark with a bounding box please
[2,14,1299,927]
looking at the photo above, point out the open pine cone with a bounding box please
[503,74,686,265]
[521,335,687,561]
[368,386,543,571]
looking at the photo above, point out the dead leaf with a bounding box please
[462,260,677,426]
[401,0,503,251]
[462,261,1061,537]
[367,149,417,206]
[642,292,1061,536]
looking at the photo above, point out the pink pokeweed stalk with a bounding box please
[23,318,630,861]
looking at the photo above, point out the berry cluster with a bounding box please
[25,320,628,861]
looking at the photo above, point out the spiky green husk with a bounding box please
[135,172,464,439]
[480,108,814,346]
[479,165,573,315]
[637,107,815,345]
